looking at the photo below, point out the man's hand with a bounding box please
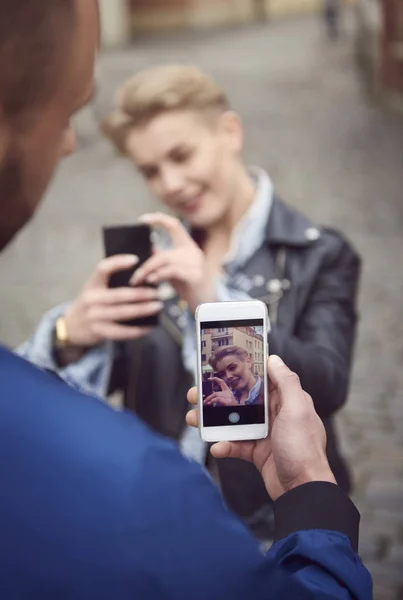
[204,378,237,407]
[187,355,336,501]
[130,213,215,314]
[63,255,163,347]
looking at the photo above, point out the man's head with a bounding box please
[102,65,245,229]
[0,0,99,251]
[209,345,253,392]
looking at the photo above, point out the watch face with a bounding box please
[52,318,68,350]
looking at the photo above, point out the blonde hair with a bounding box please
[209,345,249,371]
[101,64,230,155]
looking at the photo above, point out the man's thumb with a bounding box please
[268,355,302,403]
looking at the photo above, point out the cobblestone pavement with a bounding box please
[1,11,403,599]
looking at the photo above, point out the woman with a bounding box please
[204,346,263,407]
[18,64,360,539]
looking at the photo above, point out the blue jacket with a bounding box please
[0,346,372,599]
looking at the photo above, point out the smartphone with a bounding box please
[196,300,269,443]
[102,223,158,328]
[202,380,213,401]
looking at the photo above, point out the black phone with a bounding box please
[202,380,213,401]
[212,374,222,392]
[102,223,159,328]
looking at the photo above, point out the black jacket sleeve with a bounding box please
[270,233,361,419]
[273,481,360,550]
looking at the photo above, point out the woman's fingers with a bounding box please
[210,377,230,391]
[140,212,191,246]
[203,395,218,406]
[131,250,197,286]
[130,252,171,285]
[85,286,160,306]
[91,322,152,341]
[88,255,139,287]
[88,301,163,323]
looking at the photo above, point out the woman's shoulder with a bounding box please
[317,227,361,268]
[269,195,360,264]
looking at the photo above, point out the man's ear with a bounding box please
[218,110,244,154]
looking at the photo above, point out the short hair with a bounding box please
[101,64,231,154]
[209,345,249,371]
[0,0,75,123]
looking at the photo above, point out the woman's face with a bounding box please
[125,109,243,229]
[215,354,253,392]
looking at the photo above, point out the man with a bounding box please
[0,1,371,598]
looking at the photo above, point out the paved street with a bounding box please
[1,11,403,598]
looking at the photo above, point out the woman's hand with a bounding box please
[64,255,163,346]
[203,378,237,407]
[130,213,215,313]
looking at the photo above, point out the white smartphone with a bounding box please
[196,300,269,443]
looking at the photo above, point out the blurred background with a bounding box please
[1,0,403,597]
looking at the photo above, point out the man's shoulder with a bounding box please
[0,348,217,593]
[0,345,168,473]
[0,343,199,521]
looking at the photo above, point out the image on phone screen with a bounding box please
[200,319,265,427]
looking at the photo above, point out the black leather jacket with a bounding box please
[109,196,361,527]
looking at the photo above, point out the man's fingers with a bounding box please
[187,386,198,406]
[268,355,315,424]
[185,409,198,428]
[140,212,191,246]
[91,322,152,341]
[210,440,255,461]
[89,301,163,323]
[268,355,303,403]
[210,441,233,459]
[89,255,139,287]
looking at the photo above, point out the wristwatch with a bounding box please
[54,316,71,349]
[52,316,85,366]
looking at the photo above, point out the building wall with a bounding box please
[128,0,355,34]
[100,0,130,47]
[201,332,213,370]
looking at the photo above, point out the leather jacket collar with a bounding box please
[265,196,321,247]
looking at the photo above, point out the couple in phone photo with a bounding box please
[203,346,264,407]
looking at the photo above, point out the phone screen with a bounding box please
[200,319,265,427]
